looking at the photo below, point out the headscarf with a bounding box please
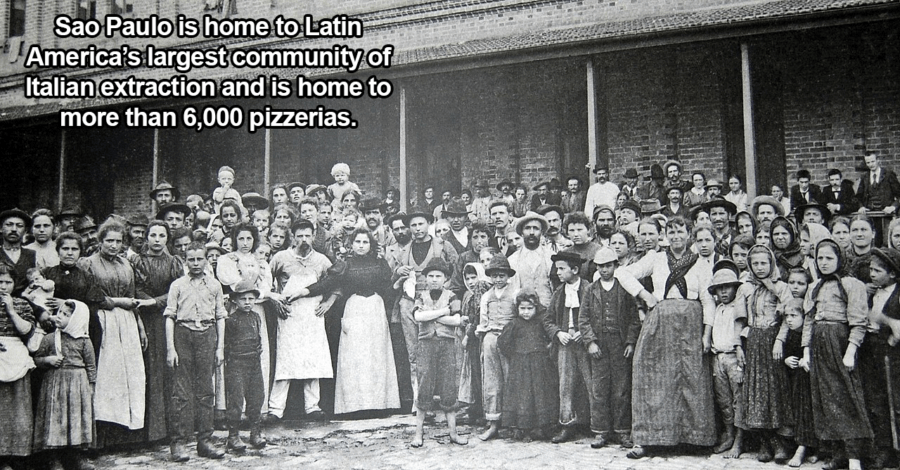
[463,262,489,287]
[804,223,833,249]
[810,238,847,303]
[770,217,803,278]
[735,211,757,236]
[748,244,782,282]
[61,300,90,339]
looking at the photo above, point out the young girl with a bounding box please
[781,298,818,468]
[801,239,873,470]
[755,221,772,249]
[786,267,811,300]
[742,245,793,463]
[459,263,491,423]
[32,300,95,469]
[496,289,558,442]
[800,223,832,283]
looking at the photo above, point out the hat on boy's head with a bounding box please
[422,258,452,277]
[230,288,260,299]
[593,247,618,266]
[149,181,181,201]
[708,268,742,294]
[713,259,740,278]
[304,184,327,197]
[550,251,584,267]
[872,248,900,276]
[484,254,516,277]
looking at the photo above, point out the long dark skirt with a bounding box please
[809,322,873,441]
[859,332,892,449]
[788,365,818,447]
[631,299,716,447]
[0,373,33,456]
[140,308,170,442]
[741,326,787,430]
[502,351,558,430]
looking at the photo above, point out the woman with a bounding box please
[217,224,274,416]
[272,204,299,230]
[771,184,792,217]
[609,229,639,268]
[0,262,37,466]
[615,216,717,458]
[829,216,852,252]
[771,217,804,282]
[83,220,151,446]
[736,211,757,238]
[295,228,399,414]
[683,172,708,209]
[725,175,749,213]
[341,190,361,212]
[512,185,529,218]
[132,221,185,442]
[888,219,900,251]
[219,201,242,238]
[43,232,97,349]
[270,184,288,207]
[844,215,876,283]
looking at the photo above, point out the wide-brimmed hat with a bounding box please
[407,206,434,224]
[535,204,564,218]
[872,248,900,276]
[639,198,663,214]
[515,211,549,235]
[484,254,516,277]
[794,202,831,221]
[57,206,84,220]
[549,178,562,190]
[304,184,327,198]
[713,259,740,277]
[551,251,584,266]
[442,198,470,216]
[0,208,32,228]
[230,288,261,299]
[706,179,723,189]
[592,165,609,174]
[619,200,642,217]
[593,247,618,266]
[73,215,97,233]
[287,182,306,193]
[496,180,514,191]
[155,203,192,221]
[422,257,452,277]
[750,195,785,217]
[149,181,180,201]
[663,160,682,174]
[242,192,270,209]
[623,168,639,179]
[647,164,665,180]
[703,198,737,215]
[360,197,387,213]
[127,214,149,227]
[385,211,410,227]
[708,268,742,294]
[531,181,549,191]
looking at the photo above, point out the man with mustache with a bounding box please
[592,206,617,247]
[266,219,337,421]
[361,197,394,257]
[537,205,566,253]
[441,198,471,256]
[585,166,621,221]
[508,211,554,306]
[124,214,149,261]
[0,208,37,296]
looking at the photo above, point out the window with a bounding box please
[9,0,25,37]
[76,0,97,19]
[110,0,133,15]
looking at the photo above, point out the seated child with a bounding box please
[225,288,267,453]
[23,267,55,313]
[411,258,467,448]
[497,288,558,442]
[782,298,817,468]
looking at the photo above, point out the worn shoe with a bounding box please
[306,410,327,422]
[626,446,647,459]
[73,455,96,470]
[197,439,225,459]
[248,429,267,449]
[170,441,190,463]
[590,434,608,449]
[551,427,575,444]
[261,413,281,425]
[226,435,247,453]
[618,432,634,449]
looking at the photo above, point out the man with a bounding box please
[619,169,640,200]
[561,176,586,214]
[150,181,180,206]
[432,189,454,220]
[489,201,515,257]
[750,196,784,224]
[392,208,461,400]
[157,203,192,231]
[0,208,36,296]
[858,152,900,214]
[530,181,561,211]
[124,214,149,261]
[267,219,337,421]
[663,160,688,193]
[795,203,831,226]
[704,199,737,257]
[360,197,394,254]
[549,178,564,202]
[508,211,555,306]
[419,185,438,214]
[441,198,471,255]
[706,179,723,199]
[56,206,83,233]
[790,170,823,209]
[592,206,617,247]
[242,192,270,215]
[637,164,668,204]
[288,182,306,206]
[495,180,515,206]
[25,209,59,269]
[820,169,859,216]
[584,167,621,219]
[74,215,100,257]
[471,180,493,224]
[298,198,332,256]
[537,205,566,252]
[385,212,412,271]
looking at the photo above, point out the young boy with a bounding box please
[476,254,518,441]
[164,242,228,461]
[578,247,641,448]
[211,166,244,216]
[327,163,361,210]
[225,288,267,453]
[411,258,467,448]
[704,265,747,458]
[543,251,591,444]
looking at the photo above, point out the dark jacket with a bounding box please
[790,183,823,208]
[578,278,641,346]
[818,180,860,215]
[542,279,591,344]
[530,193,562,211]
[858,168,900,211]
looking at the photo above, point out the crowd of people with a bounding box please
[3,152,900,470]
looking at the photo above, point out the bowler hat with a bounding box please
[57,206,84,220]
[441,198,470,216]
[155,203,192,221]
[422,257,452,277]
[484,254,516,277]
[592,165,609,174]
[149,181,180,201]
[359,197,387,213]
[623,168,639,179]
[242,192,270,210]
[619,200,642,217]
[549,178,563,190]
[73,216,97,233]
[551,251,584,266]
[593,247,618,266]
[0,208,32,229]
[496,180,514,191]
[515,211,549,235]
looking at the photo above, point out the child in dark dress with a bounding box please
[497,289,558,442]
[32,300,95,470]
[782,298,818,468]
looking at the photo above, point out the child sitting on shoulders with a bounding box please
[782,298,817,468]
[410,258,468,448]
[327,163,361,210]
[498,288,558,442]
[211,166,244,216]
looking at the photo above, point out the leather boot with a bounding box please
[226,430,247,453]
[170,441,190,462]
[197,437,225,459]
[249,427,267,449]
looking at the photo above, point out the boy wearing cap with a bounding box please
[411,258,467,447]
[476,254,519,441]
[543,251,592,444]
[224,288,267,453]
[705,265,747,457]
[164,242,228,461]
[578,247,641,449]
